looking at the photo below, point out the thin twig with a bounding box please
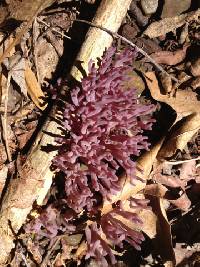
[165,156,200,165]
[32,19,40,84]
[74,19,179,83]
[37,17,71,40]
[0,74,12,162]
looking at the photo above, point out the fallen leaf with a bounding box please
[114,197,157,239]
[161,0,191,18]
[145,182,190,211]
[0,34,15,58]
[137,138,165,179]
[158,113,200,159]
[153,173,185,188]
[159,73,173,94]
[8,0,55,21]
[151,197,176,265]
[102,138,164,215]
[174,243,196,265]
[144,183,168,198]
[169,193,191,211]
[24,62,47,110]
[139,208,157,238]
[36,38,60,83]
[4,54,27,96]
[27,239,43,264]
[0,0,55,65]
[191,76,200,90]
[150,46,188,66]
[180,160,196,181]
[75,241,87,261]
[0,6,8,26]
[145,72,200,116]
[143,9,200,38]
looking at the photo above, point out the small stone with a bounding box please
[161,0,191,18]
[141,0,158,15]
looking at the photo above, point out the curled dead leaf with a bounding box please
[25,62,47,110]
[153,173,185,188]
[145,72,200,117]
[158,113,200,159]
[144,184,168,198]
[150,46,188,66]
[143,9,200,38]
[116,198,157,239]
[145,184,191,211]
[102,139,164,215]
[8,0,55,21]
[169,193,191,211]
[151,197,176,265]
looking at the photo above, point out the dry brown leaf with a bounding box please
[139,208,157,238]
[143,9,200,38]
[169,193,191,211]
[8,0,55,21]
[153,173,185,188]
[191,76,200,90]
[36,38,60,83]
[145,72,200,116]
[150,46,188,66]
[174,243,197,266]
[0,35,15,58]
[24,62,47,110]
[158,113,200,159]
[0,0,54,65]
[145,183,191,211]
[102,138,164,215]
[0,7,8,25]
[144,184,168,198]
[151,197,176,265]
[115,198,157,239]
[137,137,165,178]
[4,55,27,96]
[180,160,196,181]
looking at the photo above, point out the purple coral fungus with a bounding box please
[26,46,155,266]
[53,46,154,213]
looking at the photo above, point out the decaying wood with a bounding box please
[0,0,132,265]
[71,0,132,81]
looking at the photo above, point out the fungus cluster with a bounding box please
[27,46,155,266]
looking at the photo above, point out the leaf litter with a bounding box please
[0,0,200,266]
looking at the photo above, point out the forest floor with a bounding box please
[0,0,200,266]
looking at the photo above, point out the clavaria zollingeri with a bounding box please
[53,46,154,212]
[26,46,155,266]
